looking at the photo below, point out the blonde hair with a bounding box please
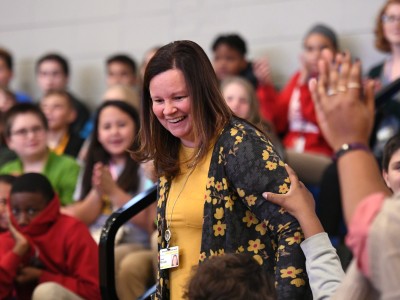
[220,76,261,125]
[102,84,140,110]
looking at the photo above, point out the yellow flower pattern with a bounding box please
[280,266,304,279]
[213,220,226,236]
[214,207,224,220]
[156,119,307,299]
[255,220,269,235]
[206,176,215,188]
[204,189,212,203]
[247,239,266,254]
[290,278,306,287]
[253,254,263,265]
[279,183,289,194]
[245,194,257,206]
[242,210,259,227]
[266,161,278,170]
[262,150,270,161]
[224,195,234,211]
[285,232,303,245]
[237,188,245,197]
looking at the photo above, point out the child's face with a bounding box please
[107,62,137,87]
[0,59,12,88]
[97,106,136,158]
[303,33,336,75]
[0,90,15,113]
[40,94,75,130]
[0,181,12,230]
[383,148,400,194]
[213,44,247,81]
[36,60,68,93]
[223,82,251,120]
[7,113,48,159]
[10,192,48,227]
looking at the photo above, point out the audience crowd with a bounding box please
[1,1,400,299]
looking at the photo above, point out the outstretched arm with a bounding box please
[263,164,323,239]
[309,50,391,225]
[264,164,344,300]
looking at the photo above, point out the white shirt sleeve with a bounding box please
[300,232,345,300]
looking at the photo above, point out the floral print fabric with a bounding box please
[156,118,308,299]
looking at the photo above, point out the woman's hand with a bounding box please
[309,50,375,151]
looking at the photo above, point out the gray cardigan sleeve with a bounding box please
[300,232,345,300]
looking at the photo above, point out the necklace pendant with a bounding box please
[165,228,171,242]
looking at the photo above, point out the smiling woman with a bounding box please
[132,40,309,300]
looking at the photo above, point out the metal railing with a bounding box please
[99,185,157,300]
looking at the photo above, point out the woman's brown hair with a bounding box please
[375,0,400,53]
[132,40,232,179]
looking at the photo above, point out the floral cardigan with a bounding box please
[156,118,308,299]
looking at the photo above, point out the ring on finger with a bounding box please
[337,85,347,93]
[347,82,361,89]
[327,88,337,96]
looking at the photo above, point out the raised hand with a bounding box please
[253,57,272,86]
[309,50,375,151]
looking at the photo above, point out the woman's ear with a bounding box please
[382,169,391,190]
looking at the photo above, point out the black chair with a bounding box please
[99,185,157,300]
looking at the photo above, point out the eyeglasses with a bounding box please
[382,14,400,24]
[10,125,45,138]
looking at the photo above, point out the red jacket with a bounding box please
[256,83,278,123]
[0,195,101,300]
[275,71,332,156]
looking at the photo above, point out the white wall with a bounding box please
[0,0,387,110]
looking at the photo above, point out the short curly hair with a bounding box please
[374,0,400,53]
[184,253,276,300]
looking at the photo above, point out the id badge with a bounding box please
[160,246,180,270]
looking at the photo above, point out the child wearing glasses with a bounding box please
[0,103,80,206]
[0,173,100,300]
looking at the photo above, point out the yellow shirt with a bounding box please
[166,144,213,299]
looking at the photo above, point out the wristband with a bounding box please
[333,143,370,161]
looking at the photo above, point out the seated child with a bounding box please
[0,111,17,168]
[0,173,100,300]
[0,88,17,113]
[184,253,276,300]
[106,53,138,89]
[274,24,338,157]
[220,76,285,159]
[0,174,15,232]
[40,90,84,158]
[0,103,80,205]
[211,34,277,123]
[382,132,400,194]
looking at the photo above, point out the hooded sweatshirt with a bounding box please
[0,194,101,300]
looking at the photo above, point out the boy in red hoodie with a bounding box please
[0,173,100,300]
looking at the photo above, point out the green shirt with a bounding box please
[0,151,80,206]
